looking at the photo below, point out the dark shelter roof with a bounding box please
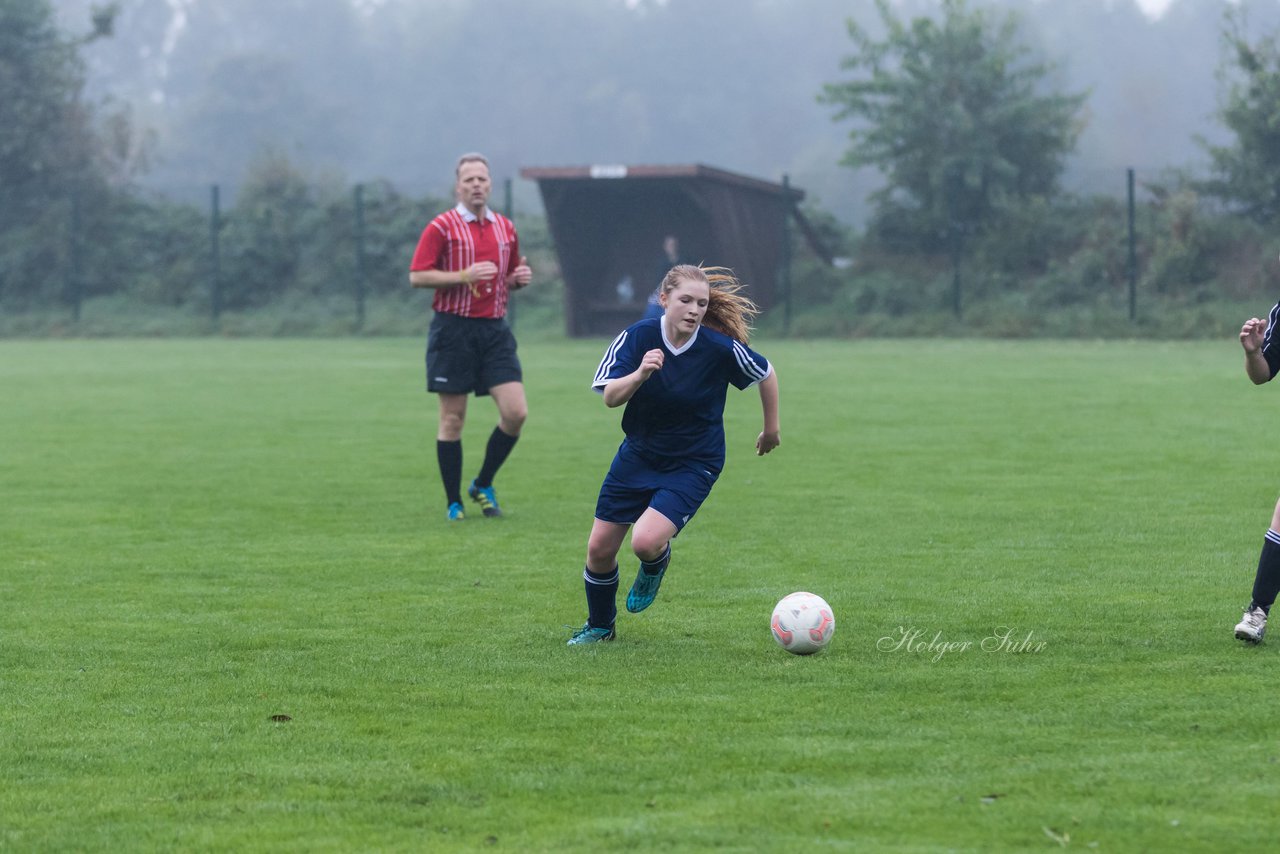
[520,163,812,337]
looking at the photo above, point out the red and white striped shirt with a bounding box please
[410,203,519,319]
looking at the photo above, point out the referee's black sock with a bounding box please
[1251,529,1280,613]
[475,426,519,488]
[437,439,463,506]
[583,565,618,630]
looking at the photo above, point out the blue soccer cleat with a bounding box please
[567,623,616,645]
[446,501,466,522]
[467,480,502,517]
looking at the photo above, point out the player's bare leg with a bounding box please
[586,518,629,574]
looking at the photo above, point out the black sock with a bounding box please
[437,439,462,506]
[475,427,519,488]
[641,543,671,577]
[1251,529,1280,613]
[583,565,618,629]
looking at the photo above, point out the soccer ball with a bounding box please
[770,591,835,655]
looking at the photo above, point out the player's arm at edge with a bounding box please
[1242,317,1275,385]
[756,370,780,456]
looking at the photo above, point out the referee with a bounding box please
[409,153,533,522]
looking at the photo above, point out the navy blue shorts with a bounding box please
[594,441,718,533]
[425,313,522,396]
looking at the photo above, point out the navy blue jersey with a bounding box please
[1264,301,1280,380]
[592,318,772,472]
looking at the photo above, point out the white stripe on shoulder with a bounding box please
[731,340,768,382]
[593,330,629,387]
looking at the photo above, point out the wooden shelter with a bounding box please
[520,163,812,337]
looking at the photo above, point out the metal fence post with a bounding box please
[951,233,963,320]
[1127,168,1137,323]
[210,184,222,320]
[780,174,792,334]
[504,177,515,331]
[354,183,367,329]
[67,192,82,323]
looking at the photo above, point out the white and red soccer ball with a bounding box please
[770,591,835,655]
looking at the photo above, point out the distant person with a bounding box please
[568,264,781,645]
[1235,302,1280,641]
[409,152,533,522]
[643,234,685,320]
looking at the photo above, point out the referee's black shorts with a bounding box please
[425,312,522,396]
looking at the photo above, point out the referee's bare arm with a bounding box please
[410,261,497,289]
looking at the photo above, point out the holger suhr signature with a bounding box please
[876,626,1047,662]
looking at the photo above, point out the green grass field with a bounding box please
[3,335,1278,852]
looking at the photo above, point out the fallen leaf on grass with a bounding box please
[1043,826,1069,847]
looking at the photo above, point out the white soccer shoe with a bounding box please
[1235,605,1268,643]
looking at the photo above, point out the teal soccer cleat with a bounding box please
[567,623,616,645]
[626,546,670,614]
[446,502,466,522]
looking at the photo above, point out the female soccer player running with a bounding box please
[568,265,781,645]
[1235,304,1280,642]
